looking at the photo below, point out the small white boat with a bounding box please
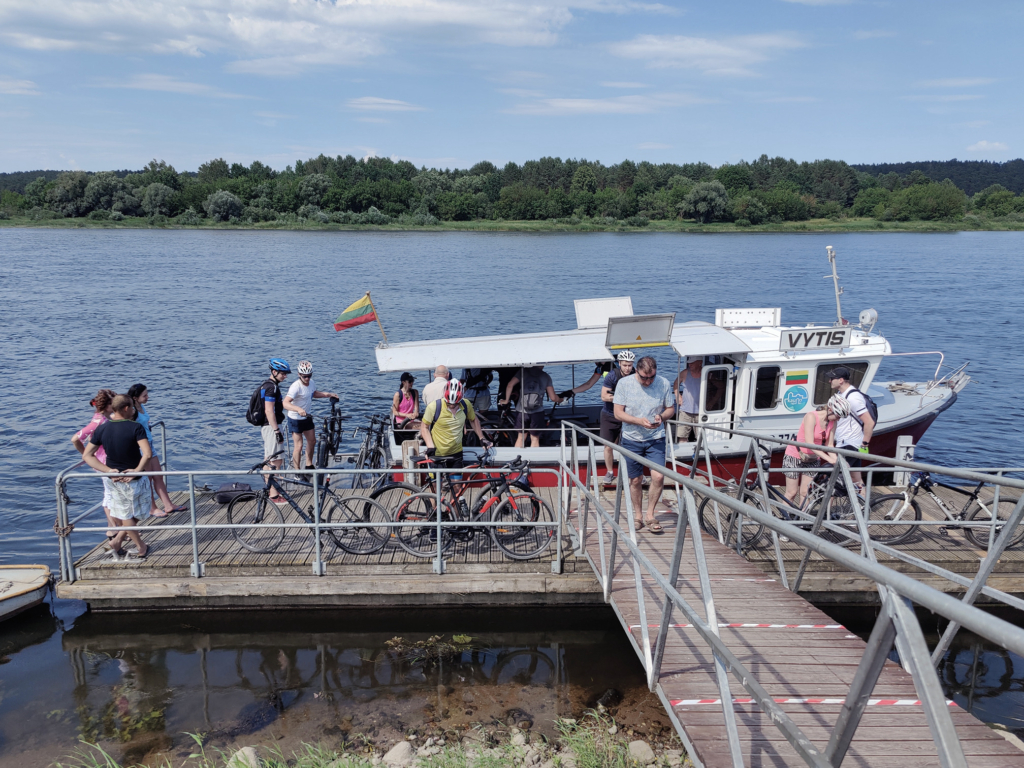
[0,565,50,622]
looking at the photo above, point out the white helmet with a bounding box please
[617,350,635,362]
[297,360,313,376]
[827,394,850,418]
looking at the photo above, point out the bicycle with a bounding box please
[390,448,555,560]
[314,397,345,470]
[352,414,392,490]
[226,450,391,555]
[865,471,1023,549]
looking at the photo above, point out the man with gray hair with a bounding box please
[422,365,450,405]
[613,356,675,534]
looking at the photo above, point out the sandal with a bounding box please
[634,519,644,532]
[133,544,150,560]
[645,519,664,534]
[149,511,170,518]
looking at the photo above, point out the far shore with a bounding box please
[3,215,1024,234]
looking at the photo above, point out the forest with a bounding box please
[2,154,1023,227]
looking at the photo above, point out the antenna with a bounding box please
[824,246,845,325]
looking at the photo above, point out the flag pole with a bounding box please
[365,291,388,345]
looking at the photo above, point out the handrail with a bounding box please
[886,351,945,381]
[559,420,1024,768]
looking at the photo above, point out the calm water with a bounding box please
[1,230,1024,762]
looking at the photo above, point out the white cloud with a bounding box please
[920,77,995,88]
[609,33,804,76]
[905,94,983,103]
[0,0,672,74]
[0,76,39,95]
[356,117,391,123]
[107,73,248,99]
[507,92,712,115]
[853,30,895,40]
[602,81,649,88]
[637,142,671,149]
[347,96,425,112]
[967,140,1008,152]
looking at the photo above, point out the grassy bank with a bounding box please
[57,716,688,768]
[3,215,1024,234]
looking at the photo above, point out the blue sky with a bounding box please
[0,0,1020,172]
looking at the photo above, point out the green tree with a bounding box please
[973,184,1017,217]
[469,161,498,176]
[679,181,729,223]
[714,163,752,194]
[24,176,48,207]
[0,190,27,212]
[570,165,599,195]
[198,158,231,183]
[494,183,546,220]
[204,190,244,221]
[132,160,181,190]
[142,183,176,216]
[435,192,481,221]
[45,171,89,217]
[893,179,965,220]
[731,195,769,224]
[298,173,331,205]
[852,187,890,217]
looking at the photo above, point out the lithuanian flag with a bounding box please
[334,294,376,331]
[786,370,809,385]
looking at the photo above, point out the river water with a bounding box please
[1,230,1023,764]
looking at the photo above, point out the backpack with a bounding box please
[464,369,492,391]
[215,482,252,504]
[845,386,879,426]
[424,399,468,428]
[521,370,546,412]
[246,380,273,426]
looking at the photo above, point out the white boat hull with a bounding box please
[0,565,50,622]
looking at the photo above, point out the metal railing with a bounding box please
[558,420,1024,768]
[54,432,564,584]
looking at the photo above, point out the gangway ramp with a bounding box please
[585,517,1019,766]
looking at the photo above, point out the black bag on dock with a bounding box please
[215,482,252,504]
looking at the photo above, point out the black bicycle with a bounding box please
[352,414,392,490]
[314,397,345,470]
[390,448,555,560]
[227,450,390,555]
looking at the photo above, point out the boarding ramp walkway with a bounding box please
[558,421,1024,767]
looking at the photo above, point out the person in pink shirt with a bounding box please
[71,389,118,542]
[783,405,837,507]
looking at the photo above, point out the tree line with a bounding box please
[2,154,1023,226]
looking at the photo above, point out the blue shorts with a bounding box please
[287,416,314,434]
[620,437,667,479]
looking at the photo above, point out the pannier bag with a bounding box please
[215,482,252,504]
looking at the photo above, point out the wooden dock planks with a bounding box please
[579,501,1024,767]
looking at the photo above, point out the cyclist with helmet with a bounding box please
[827,366,874,489]
[419,379,492,470]
[283,360,339,475]
[259,359,291,501]
[599,351,635,487]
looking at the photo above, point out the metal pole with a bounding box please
[433,465,445,574]
[312,470,325,576]
[188,474,203,577]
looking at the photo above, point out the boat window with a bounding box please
[813,362,869,405]
[704,369,729,413]
[753,366,781,410]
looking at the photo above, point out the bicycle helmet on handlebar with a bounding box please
[270,358,291,373]
[444,379,464,405]
[297,360,313,376]
[827,393,851,418]
[617,350,636,362]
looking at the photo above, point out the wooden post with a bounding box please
[365,291,388,345]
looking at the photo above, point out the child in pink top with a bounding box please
[71,390,118,541]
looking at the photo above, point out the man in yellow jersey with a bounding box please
[419,379,492,469]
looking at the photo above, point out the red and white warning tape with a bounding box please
[671,697,957,707]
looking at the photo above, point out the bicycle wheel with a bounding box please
[325,493,390,555]
[697,492,767,549]
[819,495,868,548]
[370,482,422,518]
[490,492,556,560]
[965,495,1024,549]
[866,493,920,546]
[393,492,455,558]
[227,491,286,553]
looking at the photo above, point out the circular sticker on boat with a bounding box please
[783,386,809,412]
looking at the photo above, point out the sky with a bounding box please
[0,0,1021,173]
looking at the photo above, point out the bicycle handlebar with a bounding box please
[250,449,285,472]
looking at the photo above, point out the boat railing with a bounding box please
[558,419,1024,768]
[53,442,564,584]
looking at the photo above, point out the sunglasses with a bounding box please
[637,372,656,382]
[299,373,311,378]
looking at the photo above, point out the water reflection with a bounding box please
[17,608,648,767]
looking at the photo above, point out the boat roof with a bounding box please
[374,321,753,372]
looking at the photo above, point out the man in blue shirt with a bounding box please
[613,356,675,534]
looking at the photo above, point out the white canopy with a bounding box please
[670,321,752,358]
[375,328,615,373]
[375,320,751,373]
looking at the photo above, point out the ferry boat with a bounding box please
[374,248,969,485]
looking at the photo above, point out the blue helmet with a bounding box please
[269,358,291,373]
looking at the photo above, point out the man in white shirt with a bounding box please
[283,360,339,473]
[422,365,450,405]
[828,366,875,487]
